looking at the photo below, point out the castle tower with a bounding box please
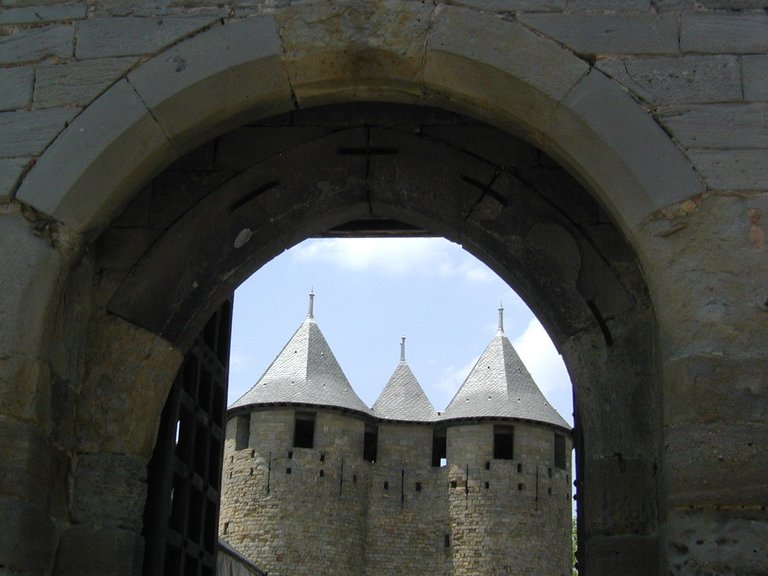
[366,338,449,576]
[219,299,572,576]
[219,293,371,576]
[440,305,573,576]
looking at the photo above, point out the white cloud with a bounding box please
[512,319,572,400]
[291,238,494,283]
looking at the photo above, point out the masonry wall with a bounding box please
[220,408,369,576]
[363,422,451,576]
[446,422,572,576]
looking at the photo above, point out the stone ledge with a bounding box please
[518,13,679,55]
[75,15,219,59]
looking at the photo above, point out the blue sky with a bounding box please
[229,237,574,427]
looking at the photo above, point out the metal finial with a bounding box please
[308,291,315,319]
[400,336,406,362]
[497,302,504,334]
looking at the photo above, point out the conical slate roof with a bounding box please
[372,338,436,422]
[230,295,370,415]
[440,307,570,430]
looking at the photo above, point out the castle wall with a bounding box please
[363,422,451,576]
[446,422,572,576]
[220,408,369,576]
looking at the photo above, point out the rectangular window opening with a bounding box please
[293,412,316,449]
[235,414,250,451]
[432,428,447,467]
[444,534,450,548]
[363,424,378,463]
[554,434,567,470]
[415,482,422,492]
[493,425,514,460]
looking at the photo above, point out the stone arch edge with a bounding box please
[14,9,704,240]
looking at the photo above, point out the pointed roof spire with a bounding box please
[230,296,370,415]
[307,290,315,319]
[440,306,570,430]
[497,302,504,334]
[372,338,436,422]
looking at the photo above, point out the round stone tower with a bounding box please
[219,297,572,576]
[219,293,372,576]
[440,306,573,576]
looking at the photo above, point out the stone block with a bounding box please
[664,354,768,426]
[518,13,678,55]
[450,0,565,11]
[596,56,741,105]
[34,57,137,108]
[16,79,175,233]
[0,108,79,158]
[582,456,657,536]
[75,314,181,458]
[75,16,218,59]
[681,13,768,54]
[663,422,767,507]
[0,66,34,111]
[687,149,767,190]
[0,496,57,573]
[0,354,51,427]
[0,157,30,201]
[743,55,768,102]
[55,525,144,576]
[665,509,768,575]
[567,0,650,10]
[128,15,292,151]
[659,103,768,149]
[425,6,589,145]
[71,452,147,530]
[277,0,434,106]
[584,534,659,576]
[544,69,704,229]
[0,417,53,506]
[0,4,86,25]
[0,213,63,356]
[0,24,73,64]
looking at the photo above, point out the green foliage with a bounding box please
[572,517,578,576]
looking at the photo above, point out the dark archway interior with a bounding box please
[95,102,660,572]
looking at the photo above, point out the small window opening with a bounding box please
[432,428,447,467]
[249,468,253,476]
[484,481,490,489]
[319,470,324,477]
[320,453,325,462]
[235,414,250,450]
[554,434,567,470]
[293,412,316,448]
[223,521,229,535]
[517,463,523,473]
[286,467,292,474]
[485,461,490,470]
[353,474,358,483]
[548,467,553,478]
[364,424,378,462]
[494,425,514,460]
[383,481,389,490]
[450,480,457,489]
[517,483,523,491]
[288,451,293,459]
[415,482,422,492]
[444,534,450,548]
[548,487,552,495]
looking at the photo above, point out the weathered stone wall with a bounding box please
[220,409,368,576]
[221,411,571,576]
[364,422,451,576]
[0,1,765,575]
[446,422,572,576]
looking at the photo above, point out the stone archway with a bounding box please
[4,5,763,576]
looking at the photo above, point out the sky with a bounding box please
[228,237,574,427]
